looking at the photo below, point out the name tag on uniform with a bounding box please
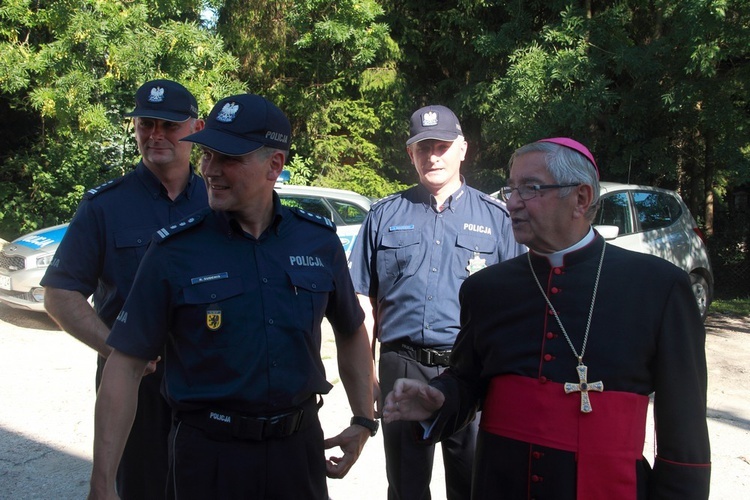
[191,272,229,285]
[388,225,414,232]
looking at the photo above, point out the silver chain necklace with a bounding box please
[527,243,607,412]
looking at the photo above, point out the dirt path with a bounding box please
[0,304,747,498]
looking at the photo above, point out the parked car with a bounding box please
[0,223,68,312]
[274,181,372,257]
[0,184,371,313]
[490,182,714,320]
[593,182,714,320]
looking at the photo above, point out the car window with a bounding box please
[329,199,368,225]
[633,190,682,231]
[278,195,333,220]
[596,192,633,235]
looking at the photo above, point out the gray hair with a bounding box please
[509,141,600,221]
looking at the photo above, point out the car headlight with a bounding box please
[36,253,54,268]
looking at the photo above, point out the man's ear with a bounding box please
[267,150,286,182]
[573,183,595,219]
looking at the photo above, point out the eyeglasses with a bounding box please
[497,183,580,202]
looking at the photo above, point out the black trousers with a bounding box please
[96,355,171,500]
[379,348,477,500]
[167,412,328,499]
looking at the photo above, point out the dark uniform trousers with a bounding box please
[380,344,476,500]
[167,398,327,499]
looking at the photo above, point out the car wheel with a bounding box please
[690,273,710,322]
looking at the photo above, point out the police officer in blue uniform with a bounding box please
[88,94,376,500]
[348,105,525,500]
[42,79,206,499]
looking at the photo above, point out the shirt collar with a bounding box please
[135,161,200,200]
[535,227,596,267]
[418,177,467,212]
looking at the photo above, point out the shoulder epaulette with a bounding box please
[369,192,401,210]
[83,176,127,200]
[290,207,336,232]
[154,208,211,243]
[479,192,510,215]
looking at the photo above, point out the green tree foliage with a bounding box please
[0,0,245,237]
[217,0,409,194]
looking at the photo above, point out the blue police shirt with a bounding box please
[348,182,525,349]
[41,162,208,328]
[107,195,365,413]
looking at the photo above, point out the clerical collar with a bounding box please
[537,227,596,267]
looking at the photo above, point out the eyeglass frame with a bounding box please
[497,183,581,202]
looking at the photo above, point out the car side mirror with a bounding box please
[595,225,620,240]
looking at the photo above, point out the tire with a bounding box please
[690,273,711,322]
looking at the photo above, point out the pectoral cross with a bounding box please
[564,363,604,413]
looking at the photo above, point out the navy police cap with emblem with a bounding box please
[180,94,291,156]
[124,79,199,122]
[406,104,463,146]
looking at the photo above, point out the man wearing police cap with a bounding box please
[89,94,376,499]
[348,104,524,499]
[42,79,206,499]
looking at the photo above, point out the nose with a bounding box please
[505,190,524,211]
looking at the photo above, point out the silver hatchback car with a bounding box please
[593,182,714,320]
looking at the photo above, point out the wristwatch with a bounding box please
[350,416,379,436]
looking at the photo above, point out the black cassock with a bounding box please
[426,235,710,500]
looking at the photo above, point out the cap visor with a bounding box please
[124,110,192,122]
[180,129,264,156]
[406,131,460,146]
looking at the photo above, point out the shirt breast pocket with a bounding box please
[114,226,159,277]
[379,230,421,281]
[287,269,334,333]
[453,233,497,279]
[181,277,245,348]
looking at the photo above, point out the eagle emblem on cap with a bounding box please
[216,102,240,123]
[421,111,438,127]
[148,87,165,103]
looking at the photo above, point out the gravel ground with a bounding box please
[0,303,747,499]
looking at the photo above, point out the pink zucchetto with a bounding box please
[537,137,599,179]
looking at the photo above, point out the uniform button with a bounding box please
[531,475,542,483]
[210,294,217,299]
[262,277,268,283]
[427,296,433,301]
[546,331,555,339]
[532,451,542,459]
[553,268,562,275]
[432,268,437,272]
[543,354,553,362]
[436,240,441,245]
[551,287,559,294]
[268,319,274,325]
[311,283,317,289]
[547,309,555,316]
[137,238,142,244]
[539,376,547,383]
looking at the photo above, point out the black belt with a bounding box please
[175,396,320,441]
[382,340,452,367]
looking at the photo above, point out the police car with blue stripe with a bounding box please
[0,180,372,313]
[0,223,68,312]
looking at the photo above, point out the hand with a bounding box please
[142,355,161,377]
[323,425,370,479]
[381,378,445,423]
